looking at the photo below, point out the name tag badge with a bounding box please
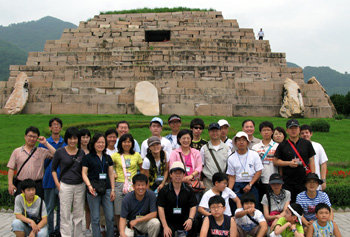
[173,208,182,214]
[241,172,249,177]
[155,176,164,182]
[99,173,107,180]
[125,159,131,168]
[263,160,270,165]
[186,167,191,172]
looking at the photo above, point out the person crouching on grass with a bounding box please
[12,179,48,237]
[200,195,237,237]
[306,203,341,237]
[270,203,304,237]
[235,192,268,237]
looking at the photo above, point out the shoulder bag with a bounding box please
[287,139,311,174]
[178,152,205,192]
[13,147,37,187]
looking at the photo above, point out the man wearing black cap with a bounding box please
[273,119,316,202]
[165,114,182,150]
[157,161,197,237]
[200,123,231,191]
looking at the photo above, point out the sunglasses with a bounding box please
[193,126,203,130]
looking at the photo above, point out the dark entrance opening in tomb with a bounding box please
[145,30,171,42]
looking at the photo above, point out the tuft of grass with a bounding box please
[101,7,216,15]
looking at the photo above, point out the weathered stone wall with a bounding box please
[0,11,334,117]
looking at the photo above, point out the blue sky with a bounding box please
[1,0,349,73]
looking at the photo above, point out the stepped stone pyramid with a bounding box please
[0,11,335,117]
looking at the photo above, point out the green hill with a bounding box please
[287,62,350,95]
[0,16,77,52]
[0,16,76,81]
[0,40,27,81]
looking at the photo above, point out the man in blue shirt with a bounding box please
[39,117,66,237]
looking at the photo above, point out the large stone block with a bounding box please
[161,103,194,116]
[98,104,126,114]
[22,102,51,114]
[52,103,98,114]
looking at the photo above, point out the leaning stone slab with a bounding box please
[134,81,159,116]
[3,72,29,115]
[280,78,304,118]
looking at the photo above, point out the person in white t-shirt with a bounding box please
[252,121,279,199]
[257,28,264,40]
[235,192,267,236]
[199,172,241,217]
[165,114,182,150]
[105,129,118,156]
[140,117,172,158]
[141,136,169,192]
[300,124,328,190]
[227,131,263,209]
[218,119,233,151]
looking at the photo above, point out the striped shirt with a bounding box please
[296,191,331,221]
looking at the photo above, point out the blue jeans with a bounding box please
[44,187,60,234]
[233,182,260,209]
[87,189,114,237]
[12,219,48,237]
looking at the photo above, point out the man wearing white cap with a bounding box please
[218,119,233,150]
[227,131,263,208]
[140,117,172,158]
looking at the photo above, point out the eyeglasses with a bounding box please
[210,205,224,210]
[26,135,38,139]
[193,127,203,130]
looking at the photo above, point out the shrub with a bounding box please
[0,188,15,209]
[334,114,344,120]
[326,183,350,207]
[310,119,330,132]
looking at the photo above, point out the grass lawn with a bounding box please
[1,114,349,167]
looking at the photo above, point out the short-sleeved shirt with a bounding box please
[111,152,142,183]
[296,191,331,221]
[312,141,328,190]
[275,138,315,185]
[235,208,266,232]
[51,147,85,185]
[252,140,279,184]
[121,190,157,221]
[226,150,264,183]
[157,182,197,229]
[199,187,237,216]
[191,138,207,151]
[274,217,303,236]
[7,146,52,181]
[82,153,114,189]
[14,194,47,219]
[223,138,233,151]
[39,136,66,189]
[142,152,169,170]
[261,190,291,213]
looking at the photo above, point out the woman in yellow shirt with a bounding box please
[111,133,142,232]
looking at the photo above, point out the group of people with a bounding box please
[7,115,341,237]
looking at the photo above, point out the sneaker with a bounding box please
[85,229,92,236]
